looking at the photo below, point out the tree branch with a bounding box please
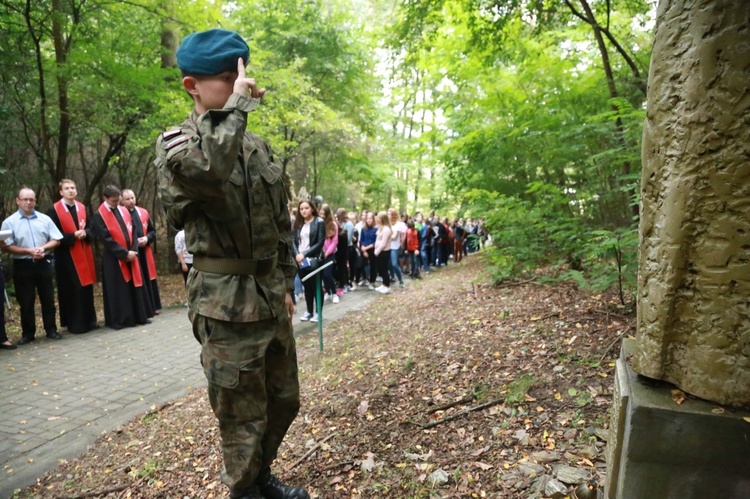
[414,399,504,429]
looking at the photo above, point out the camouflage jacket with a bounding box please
[155,93,296,323]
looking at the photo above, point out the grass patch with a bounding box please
[503,374,536,404]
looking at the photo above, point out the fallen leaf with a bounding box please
[358,400,369,415]
[671,389,686,405]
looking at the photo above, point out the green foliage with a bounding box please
[561,226,639,304]
[0,0,655,254]
[227,0,381,205]
[463,182,638,302]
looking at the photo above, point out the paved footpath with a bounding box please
[0,284,382,498]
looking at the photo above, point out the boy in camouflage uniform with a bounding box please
[155,29,308,499]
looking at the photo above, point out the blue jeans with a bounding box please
[421,244,431,271]
[389,249,403,284]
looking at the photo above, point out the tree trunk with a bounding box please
[51,0,70,194]
[567,0,639,222]
[160,0,178,70]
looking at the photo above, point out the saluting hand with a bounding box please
[234,58,266,100]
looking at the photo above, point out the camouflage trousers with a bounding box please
[191,312,300,496]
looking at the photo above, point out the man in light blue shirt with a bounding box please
[1,187,63,345]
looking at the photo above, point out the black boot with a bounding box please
[231,484,265,499]
[256,468,310,499]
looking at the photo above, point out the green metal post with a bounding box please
[316,273,323,351]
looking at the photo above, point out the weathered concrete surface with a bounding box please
[634,0,750,406]
[607,340,750,499]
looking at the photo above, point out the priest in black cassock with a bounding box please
[47,179,98,334]
[121,189,161,316]
[92,185,151,330]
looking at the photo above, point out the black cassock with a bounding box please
[129,208,162,315]
[47,205,98,334]
[92,207,150,330]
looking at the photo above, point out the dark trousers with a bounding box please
[322,254,336,295]
[366,247,377,283]
[299,267,323,315]
[432,243,440,266]
[336,247,349,288]
[377,250,391,287]
[182,263,193,284]
[0,265,7,343]
[409,251,421,276]
[13,259,57,338]
[348,246,362,283]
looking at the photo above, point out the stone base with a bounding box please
[606,339,750,499]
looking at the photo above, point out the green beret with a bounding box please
[176,28,249,76]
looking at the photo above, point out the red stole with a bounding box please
[135,206,157,280]
[53,200,97,286]
[98,203,143,287]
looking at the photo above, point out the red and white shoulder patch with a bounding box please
[163,129,182,139]
[164,134,190,150]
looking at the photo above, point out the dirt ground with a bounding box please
[14,254,633,498]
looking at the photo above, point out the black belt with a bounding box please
[192,254,277,277]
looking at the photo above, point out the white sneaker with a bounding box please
[310,313,319,323]
[358,280,367,286]
[367,284,375,290]
[332,295,340,304]
[300,312,312,322]
[377,286,391,294]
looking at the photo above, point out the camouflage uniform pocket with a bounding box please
[201,350,240,389]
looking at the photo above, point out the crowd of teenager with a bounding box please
[290,199,487,323]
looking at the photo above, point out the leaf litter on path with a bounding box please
[19,255,631,498]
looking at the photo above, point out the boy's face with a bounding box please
[60,182,77,202]
[187,71,238,113]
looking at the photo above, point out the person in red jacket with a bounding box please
[405,221,422,279]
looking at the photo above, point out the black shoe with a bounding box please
[256,469,310,499]
[18,337,35,345]
[231,485,264,499]
[46,331,63,340]
[0,343,17,350]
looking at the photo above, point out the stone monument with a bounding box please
[606,0,750,497]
